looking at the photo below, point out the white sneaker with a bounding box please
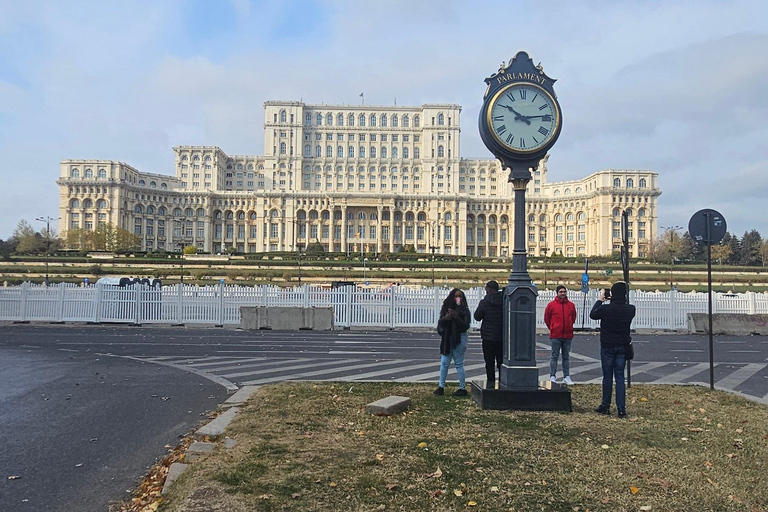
[563,376,574,386]
[550,376,557,383]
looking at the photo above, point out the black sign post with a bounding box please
[688,209,727,390]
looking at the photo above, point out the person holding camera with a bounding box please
[544,285,577,385]
[435,288,471,397]
[589,281,636,417]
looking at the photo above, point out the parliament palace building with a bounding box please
[57,100,661,258]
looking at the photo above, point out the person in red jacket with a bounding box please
[544,285,577,385]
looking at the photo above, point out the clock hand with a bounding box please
[499,105,531,125]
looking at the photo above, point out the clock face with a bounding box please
[487,83,560,153]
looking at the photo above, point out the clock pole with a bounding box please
[499,156,540,388]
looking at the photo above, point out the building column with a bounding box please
[341,206,347,253]
[377,206,383,255]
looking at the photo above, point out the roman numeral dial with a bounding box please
[487,82,560,153]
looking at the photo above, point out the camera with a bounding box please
[604,288,612,300]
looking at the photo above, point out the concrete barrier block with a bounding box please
[687,313,768,335]
[185,441,216,462]
[240,307,334,330]
[366,395,412,416]
[195,406,239,439]
[161,462,190,494]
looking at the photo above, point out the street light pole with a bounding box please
[36,216,57,286]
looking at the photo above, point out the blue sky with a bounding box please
[1,0,767,239]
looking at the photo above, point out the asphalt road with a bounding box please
[0,330,229,512]
[1,324,767,511]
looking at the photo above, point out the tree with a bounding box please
[710,244,732,265]
[0,238,17,260]
[64,223,140,252]
[12,219,45,254]
[656,228,693,263]
[183,245,198,255]
[760,240,768,266]
[739,229,762,266]
[721,232,741,265]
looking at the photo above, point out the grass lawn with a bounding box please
[158,383,767,512]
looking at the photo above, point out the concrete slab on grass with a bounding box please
[366,395,412,416]
[161,462,190,494]
[186,441,216,462]
[195,406,239,439]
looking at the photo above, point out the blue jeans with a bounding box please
[439,332,468,389]
[600,346,627,412]
[549,338,571,378]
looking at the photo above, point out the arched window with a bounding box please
[444,212,452,221]
[391,115,398,127]
[97,200,107,209]
[626,178,634,188]
[437,146,444,158]
[639,178,647,188]
[304,145,311,157]
[414,115,420,127]
[358,212,366,220]
[613,178,621,187]
[71,168,80,178]
[370,114,376,126]
[305,112,312,125]
[380,114,387,127]
[577,212,586,220]
[227,211,234,220]
[181,155,188,161]
[185,208,194,216]
[280,110,287,122]
[613,208,621,217]
[309,210,319,220]
[270,210,279,218]
[174,208,182,217]
[402,115,409,127]
[405,212,414,221]
[85,168,93,178]
[193,155,200,161]
[337,113,344,126]
[327,146,333,157]
[370,147,376,158]
[414,148,420,158]
[402,147,409,159]
[280,142,286,155]
[98,169,107,179]
[553,190,560,196]
[359,146,365,158]
[528,214,535,222]
[625,208,633,217]
[348,113,354,126]
[150,181,156,188]
[575,187,582,193]
[501,215,509,224]
[417,212,426,222]
[197,208,206,217]
[139,179,145,186]
[348,146,354,158]
[564,188,571,195]
[237,211,245,220]
[555,214,563,222]
[359,114,366,126]
[205,156,211,162]
[71,199,80,208]
[566,213,574,221]
[539,214,547,223]
[638,208,646,217]
[317,113,322,125]
[161,183,167,189]
[392,147,398,158]
[158,207,166,216]
[337,146,343,158]
[381,147,387,158]
[133,203,141,213]
[438,113,444,125]
[249,212,257,220]
[214,211,222,219]
[316,145,322,157]
[326,113,332,125]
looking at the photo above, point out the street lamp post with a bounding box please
[429,221,437,287]
[36,216,58,286]
[363,257,367,283]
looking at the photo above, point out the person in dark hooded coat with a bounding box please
[435,288,471,397]
[590,281,636,417]
[474,280,504,388]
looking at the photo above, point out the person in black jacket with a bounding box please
[589,281,636,417]
[474,280,503,389]
[435,288,471,397]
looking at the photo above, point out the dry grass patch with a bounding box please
[159,383,768,512]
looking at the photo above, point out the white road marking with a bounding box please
[651,363,710,384]
[716,364,766,391]
[221,358,359,379]
[239,359,409,385]
[388,362,491,382]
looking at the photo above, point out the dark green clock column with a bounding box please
[500,163,540,388]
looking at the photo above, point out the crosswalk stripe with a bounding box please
[536,342,599,363]
[239,359,409,386]
[221,358,359,379]
[580,362,668,384]
[714,363,765,391]
[387,362,489,383]
[651,363,710,384]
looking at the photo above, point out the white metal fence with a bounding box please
[2,282,767,330]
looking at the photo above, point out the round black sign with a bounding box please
[688,209,727,245]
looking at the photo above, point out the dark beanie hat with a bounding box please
[610,281,628,302]
[556,285,567,293]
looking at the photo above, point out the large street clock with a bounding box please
[479,51,562,171]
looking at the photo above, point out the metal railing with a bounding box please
[1,282,766,329]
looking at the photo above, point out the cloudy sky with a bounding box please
[1,0,766,240]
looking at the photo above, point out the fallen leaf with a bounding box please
[735,428,743,434]
[706,478,718,488]
[639,506,652,511]
[8,476,20,480]
[726,453,735,459]
[430,467,443,478]
[357,431,365,436]
[601,444,610,449]
[375,453,385,461]
[680,437,689,441]
[430,489,442,498]
[699,408,706,413]
[688,427,704,432]
[386,483,399,491]
[705,461,713,469]
[640,397,648,402]
[454,489,463,497]
[417,442,427,449]
[630,486,639,495]
[329,482,337,488]
[729,494,743,504]
[468,501,477,506]
[490,486,499,492]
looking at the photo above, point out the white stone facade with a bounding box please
[57,100,660,257]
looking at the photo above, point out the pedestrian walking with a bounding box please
[589,281,636,418]
[544,285,578,385]
[435,288,471,397]
[474,280,504,389]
